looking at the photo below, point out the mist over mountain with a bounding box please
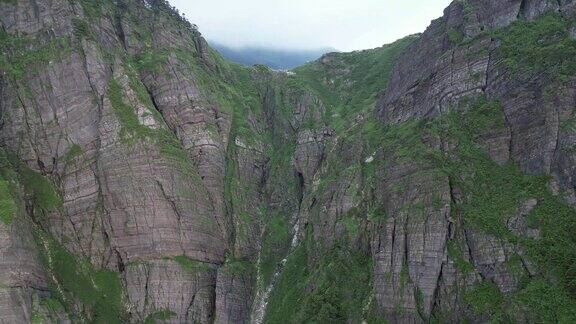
[210,42,335,70]
[2,0,576,323]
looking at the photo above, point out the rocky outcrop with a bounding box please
[2,0,576,323]
[371,0,576,321]
[0,209,52,323]
[125,259,217,322]
[0,0,235,321]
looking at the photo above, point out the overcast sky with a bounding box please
[168,0,453,52]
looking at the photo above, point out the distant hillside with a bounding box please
[210,42,335,70]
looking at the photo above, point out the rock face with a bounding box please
[0,211,52,323]
[371,0,576,322]
[1,0,576,323]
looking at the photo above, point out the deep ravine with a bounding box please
[1,0,576,323]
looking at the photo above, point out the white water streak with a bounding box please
[251,214,300,324]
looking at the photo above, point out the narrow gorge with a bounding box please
[1,0,576,323]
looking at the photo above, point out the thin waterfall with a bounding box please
[250,213,300,324]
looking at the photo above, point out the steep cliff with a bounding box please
[1,0,576,323]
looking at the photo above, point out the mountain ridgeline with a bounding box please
[1,0,576,323]
[210,42,334,70]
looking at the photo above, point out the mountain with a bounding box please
[1,0,576,323]
[210,42,335,70]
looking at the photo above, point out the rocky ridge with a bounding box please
[1,0,576,323]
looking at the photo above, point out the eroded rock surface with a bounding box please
[1,0,576,323]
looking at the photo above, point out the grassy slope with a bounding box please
[292,35,418,132]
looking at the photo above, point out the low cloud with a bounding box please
[169,0,452,51]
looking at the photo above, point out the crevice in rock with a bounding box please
[211,106,225,136]
[185,293,196,322]
[155,179,182,224]
[261,85,276,132]
[113,1,129,51]
[402,216,409,282]
[390,219,397,271]
[518,0,529,19]
[257,158,269,200]
[143,264,151,309]
[14,86,43,166]
[100,229,115,268]
[115,249,125,273]
[139,70,224,242]
[143,84,161,114]
[548,94,561,174]
[462,228,476,271]
[448,177,475,270]
[555,0,564,13]
[29,0,40,21]
[430,260,446,320]
[482,46,494,93]
[92,157,114,268]
[295,170,305,207]
[64,206,87,260]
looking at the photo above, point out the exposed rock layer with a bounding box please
[1,0,576,323]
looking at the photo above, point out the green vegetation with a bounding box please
[0,151,123,322]
[144,309,176,324]
[133,51,170,74]
[172,255,211,273]
[366,204,387,223]
[306,74,576,320]
[157,130,203,181]
[90,10,576,323]
[133,46,261,125]
[2,2,576,323]
[263,246,310,323]
[39,298,66,315]
[447,241,473,274]
[447,28,464,44]
[72,18,92,40]
[223,257,255,276]
[431,99,533,237]
[257,126,299,287]
[0,30,72,80]
[185,50,261,121]
[20,166,62,214]
[433,101,576,320]
[512,279,576,323]
[369,96,576,322]
[126,69,156,112]
[293,35,417,133]
[107,74,205,183]
[30,297,67,324]
[107,78,152,142]
[459,0,473,16]
[129,41,291,270]
[64,144,84,165]
[494,13,576,78]
[0,177,17,225]
[342,213,361,237]
[79,0,103,21]
[265,240,373,323]
[36,231,125,323]
[133,41,277,280]
[31,312,43,324]
[464,281,505,321]
[259,213,291,285]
